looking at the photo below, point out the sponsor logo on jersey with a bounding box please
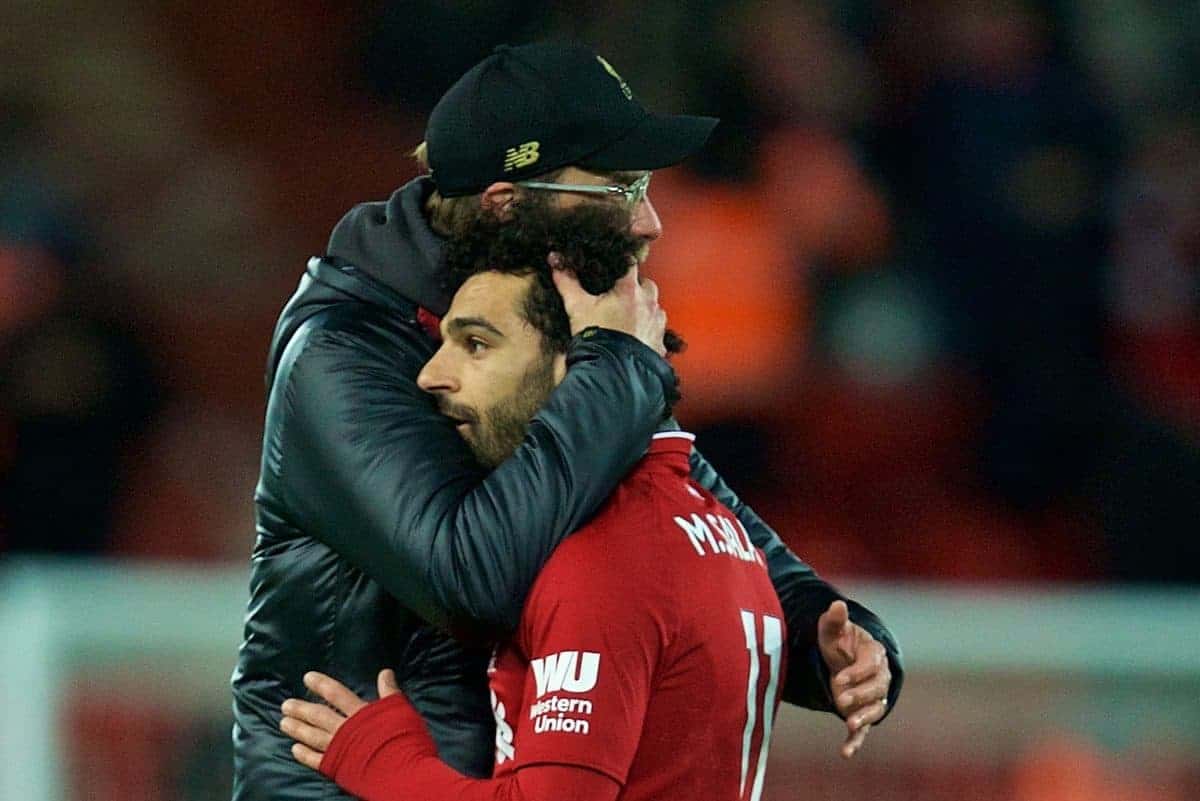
[530,696,593,734]
[527,650,600,737]
[531,650,600,697]
[491,688,516,764]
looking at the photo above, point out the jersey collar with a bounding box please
[648,431,696,455]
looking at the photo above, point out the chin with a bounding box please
[464,436,500,470]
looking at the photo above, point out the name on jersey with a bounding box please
[673,512,764,564]
[528,650,600,736]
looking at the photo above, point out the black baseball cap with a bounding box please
[426,42,719,197]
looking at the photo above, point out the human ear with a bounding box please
[480,182,518,220]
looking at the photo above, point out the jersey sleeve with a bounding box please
[320,692,621,801]
[510,571,665,786]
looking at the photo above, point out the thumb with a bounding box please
[818,600,849,646]
[550,262,589,300]
[377,668,400,698]
[613,261,640,292]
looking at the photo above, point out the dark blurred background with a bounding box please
[3,0,1197,580]
[2,1,1199,799]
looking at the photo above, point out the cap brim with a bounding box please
[578,113,719,172]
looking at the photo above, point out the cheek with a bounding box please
[464,359,527,407]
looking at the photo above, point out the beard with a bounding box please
[441,355,558,469]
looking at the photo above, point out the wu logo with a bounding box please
[596,56,633,100]
[503,141,540,172]
[530,650,600,697]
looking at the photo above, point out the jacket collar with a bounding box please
[325,176,453,316]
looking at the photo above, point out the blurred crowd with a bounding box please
[2,0,1198,583]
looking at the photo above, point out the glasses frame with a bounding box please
[515,172,651,209]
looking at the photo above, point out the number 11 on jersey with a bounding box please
[739,611,782,801]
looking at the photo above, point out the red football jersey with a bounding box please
[488,431,788,800]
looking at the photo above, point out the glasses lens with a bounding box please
[627,174,651,207]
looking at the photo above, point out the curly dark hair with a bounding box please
[442,202,649,354]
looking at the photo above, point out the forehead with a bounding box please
[446,272,532,328]
[559,165,645,185]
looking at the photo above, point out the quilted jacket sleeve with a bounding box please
[262,309,675,634]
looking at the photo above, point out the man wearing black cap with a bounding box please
[232,42,903,801]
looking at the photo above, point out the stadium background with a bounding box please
[1,1,1197,798]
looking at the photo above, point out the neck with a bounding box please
[424,194,452,237]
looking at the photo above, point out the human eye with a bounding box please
[466,336,490,355]
[603,183,634,208]
[615,174,649,206]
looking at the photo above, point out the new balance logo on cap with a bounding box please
[503,141,541,172]
[531,650,600,697]
[425,41,717,197]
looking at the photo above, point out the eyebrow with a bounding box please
[602,170,646,186]
[445,316,505,339]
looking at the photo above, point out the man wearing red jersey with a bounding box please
[280,208,799,801]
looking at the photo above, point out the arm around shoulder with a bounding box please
[264,313,676,632]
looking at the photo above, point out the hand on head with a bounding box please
[550,255,667,356]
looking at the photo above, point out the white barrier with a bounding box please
[1,558,1198,800]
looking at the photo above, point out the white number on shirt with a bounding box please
[739,611,782,801]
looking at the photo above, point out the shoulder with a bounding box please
[264,303,447,457]
[285,303,430,373]
[518,537,672,658]
[522,476,672,614]
[273,304,433,407]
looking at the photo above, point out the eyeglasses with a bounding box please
[515,172,651,209]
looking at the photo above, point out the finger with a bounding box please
[818,602,855,670]
[818,601,849,645]
[835,667,890,712]
[378,668,400,698]
[550,265,588,301]
[640,276,659,305]
[622,261,640,286]
[850,700,888,730]
[547,251,563,270]
[835,685,892,714]
[304,672,367,718]
[611,264,639,296]
[832,644,888,691]
[280,715,334,753]
[291,741,325,771]
[280,698,345,733]
[841,723,872,759]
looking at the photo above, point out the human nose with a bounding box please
[417,347,460,394]
[629,196,662,242]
